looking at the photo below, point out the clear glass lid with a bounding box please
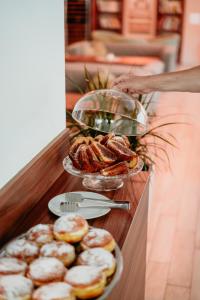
[72,89,148,136]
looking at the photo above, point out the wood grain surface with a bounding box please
[0,129,69,244]
[0,129,150,300]
[2,171,149,247]
[109,175,149,300]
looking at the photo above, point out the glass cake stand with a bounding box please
[63,156,144,191]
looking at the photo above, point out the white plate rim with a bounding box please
[48,191,111,220]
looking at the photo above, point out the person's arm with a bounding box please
[112,66,200,94]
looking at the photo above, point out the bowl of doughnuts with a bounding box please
[0,213,123,300]
[64,133,144,191]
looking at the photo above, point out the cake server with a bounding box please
[64,192,123,204]
[60,199,130,213]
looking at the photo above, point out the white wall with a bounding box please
[0,0,66,188]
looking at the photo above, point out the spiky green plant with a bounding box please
[66,66,178,170]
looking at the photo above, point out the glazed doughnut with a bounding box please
[53,214,89,243]
[0,257,27,276]
[40,241,75,267]
[64,265,106,299]
[81,228,116,252]
[5,239,39,263]
[0,274,33,300]
[32,282,75,300]
[27,224,53,246]
[77,248,116,277]
[27,257,66,286]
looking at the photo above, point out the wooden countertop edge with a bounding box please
[0,128,150,299]
[108,175,150,300]
[0,129,70,244]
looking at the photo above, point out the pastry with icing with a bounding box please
[0,257,27,276]
[53,214,88,243]
[77,247,116,277]
[64,265,106,299]
[26,224,53,246]
[81,228,116,252]
[40,241,75,267]
[0,274,33,300]
[5,239,39,263]
[27,257,66,286]
[32,282,75,300]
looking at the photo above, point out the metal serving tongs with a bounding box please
[60,193,130,212]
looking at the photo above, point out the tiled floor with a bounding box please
[145,90,200,300]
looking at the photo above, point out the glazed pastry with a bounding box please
[32,282,75,300]
[100,161,129,176]
[81,228,116,252]
[111,135,130,148]
[64,265,106,299]
[5,239,39,263]
[0,274,33,300]
[53,214,89,243]
[26,224,53,246]
[77,248,116,277]
[27,257,66,286]
[69,133,138,175]
[90,142,117,164]
[0,257,27,276]
[40,241,75,267]
[106,139,136,161]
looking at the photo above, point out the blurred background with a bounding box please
[65,1,200,300]
[0,2,200,299]
[65,0,200,112]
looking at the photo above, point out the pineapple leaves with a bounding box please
[66,74,84,94]
[84,65,98,91]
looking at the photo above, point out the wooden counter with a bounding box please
[0,129,150,300]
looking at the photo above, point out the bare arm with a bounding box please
[112,66,200,94]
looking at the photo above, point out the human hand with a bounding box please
[112,73,153,94]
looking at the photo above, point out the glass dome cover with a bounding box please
[72,89,148,136]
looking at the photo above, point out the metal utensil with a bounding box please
[64,192,124,204]
[60,200,130,213]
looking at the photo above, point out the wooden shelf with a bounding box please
[128,19,152,24]
[122,0,157,38]
[93,0,123,33]
[156,0,185,62]
[65,0,92,45]
[158,29,181,33]
[97,11,121,14]
[158,12,182,16]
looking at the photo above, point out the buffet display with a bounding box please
[0,79,152,299]
[0,214,122,300]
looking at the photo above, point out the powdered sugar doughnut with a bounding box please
[26,224,53,246]
[77,248,116,277]
[40,241,75,267]
[5,239,39,263]
[27,257,66,286]
[81,228,116,252]
[0,257,27,276]
[0,274,33,300]
[53,214,88,243]
[64,265,106,299]
[32,282,75,300]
